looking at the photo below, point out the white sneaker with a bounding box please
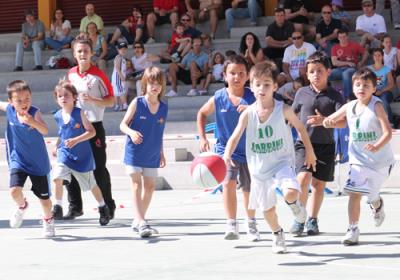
[166,90,178,97]
[43,218,55,238]
[224,219,239,240]
[186,89,198,96]
[395,23,400,30]
[372,198,385,227]
[272,229,287,254]
[246,219,260,242]
[198,89,208,95]
[341,226,359,245]
[121,103,128,111]
[10,201,29,228]
[289,200,307,223]
[146,37,156,44]
[113,105,120,111]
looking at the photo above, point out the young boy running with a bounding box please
[0,80,54,237]
[224,61,316,253]
[291,51,345,236]
[317,68,394,245]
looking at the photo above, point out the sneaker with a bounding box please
[98,205,111,226]
[246,219,260,242]
[171,52,181,63]
[187,89,199,96]
[146,37,156,44]
[371,198,385,227]
[121,103,128,111]
[341,226,359,246]
[43,218,55,238]
[131,220,139,232]
[288,201,307,223]
[32,65,43,70]
[52,204,64,220]
[224,219,239,240]
[113,105,120,111]
[63,207,83,220]
[198,89,208,95]
[10,201,29,228]
[290,220,305,237]
[306,218,320,235]
[166,90,178,97]
[272,229,287,254]
[13,66,23,72]
[138,223,154,238]
[395,23,400,30]
[108,203,116,220]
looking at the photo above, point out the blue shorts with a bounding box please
[10,169,51,199]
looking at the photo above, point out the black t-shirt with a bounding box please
[266,20,294,42]
[283,0,314,24]
[292,85,344,144]
[316,18,342,43]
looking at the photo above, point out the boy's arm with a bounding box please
[197,97,215,152]
[120,98,143,145]
[64,110,96,148]
[365,102,392,152]
[223,109,248,165]
[0,101,8,111]
[320,103,349,128]
[283,105,316,171]
[115,56,125,81]
[28,110,48,135]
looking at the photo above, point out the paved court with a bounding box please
[1,187,399,280]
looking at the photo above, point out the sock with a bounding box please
[98,200,105,207]
[227,219,236,225]
[55,200,63,206]
[273,228,283,235]
[349,223,358,229]
[371,198,382,210]
[44,216,53,222]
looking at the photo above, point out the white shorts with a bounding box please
[125,165,158,177]
[112,82,127,97]
[249,165,300,211]
[52,163,97,192]
[344,164,392,203]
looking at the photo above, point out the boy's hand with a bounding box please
[52,146,58,157]
[129,130,143,144]
[199,138,210,152]
[223,155,235,168]
[304,150,317,172]
[307,109,325,127]
[322,117,336,128]
[160,152,166,168]
[18,111,34,126]
[364,143,379,152]
[64,138,79,148]
[237,104,248,113]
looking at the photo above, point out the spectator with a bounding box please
[316,5,341,57]
[283,0,316,41]
[331,0,351,31]
[108,6,147,45]
[276,76,305,105]
[329,29,368,100]
[239,32,265,66]
[199,51,225,94]
[167,37,209,97]
[44,9,73,52]
[282,31,316,82]
[368,48,395,126]
[376,0,400,30]
[382,34,398,72]
[356,0,386,49]
[160,22,192,63]
[264,7,294,70]
[86,22,107,73]
[186,0,223,39]
[79,3,104,36]
[131,42,158,96]
[14,9,45,71]
[225,0,261,33]
[146,0,179,44]
[180,13,203,38]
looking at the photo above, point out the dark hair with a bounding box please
[239,32,262,57]
[352,67,377,87]
[294,76,306,86]
[225,50,237,58]
[223,54,250,73]
[249,61,280,83]
[72,37,94,52]
[86,21,99,34]
[52,9,65,23]
[132,6,143,15]
[371,47,384,64]
[175,22,185,29]
[7,80,31,99]
[54,80,79,105]
[274,7,285,14]
[212,52,225,65]
[306,51,331,70]
[337,28,349,35]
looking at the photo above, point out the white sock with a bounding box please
[55,200,63,206]
[98,200,105,207]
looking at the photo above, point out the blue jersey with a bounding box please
[5,105,50,176]
[54,107,95,172]
[214,87,256,163]
[124,97,168,168]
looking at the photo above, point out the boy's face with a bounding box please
[118,47,127,56]
[9,90,31,114]
[307,62,330,90]
[176,26,184,35]
[223,63,248,89]
[73,42,92,64]
[250,75,278,100]
[353,78,375,102]
[56,88,76,108]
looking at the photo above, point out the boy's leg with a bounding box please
[342,192,361,245]
[264,206,286,254]
[64,175,83,219]
[9,169,29,228]
[52,178,65,220]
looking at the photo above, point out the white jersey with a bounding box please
[347,96,395,169]
[111,55,127,96]
[246,101,295,181]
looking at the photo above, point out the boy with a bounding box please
[291,51,345,236]
[111,41,129,111]
[317,68,394,245]
[0,80,54,237]
[160,22,191,63]
[224,61,316,253]
[197,55,257,241]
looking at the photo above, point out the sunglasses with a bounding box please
[322,11,331,14]
[134,46,143,49]
[292,36,302,40]
[181,18,190,22]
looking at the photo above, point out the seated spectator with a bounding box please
[180,13,203,38]
[316,5,341,57]
[14,9,45,71]
[329,29,368,100]
[44,9,73,52]
[199,51,225,94]
[282,31,316,82]
[239,32,265,66]
[376,0,400,30]
[368,48,395,126]
[160,22,192,63]
[79,3,104,36]
[108,6,147,45]
[276,76,305,105]
[356,0,386,49]
[382,35,398,72]
[225,0,261,33]
[331,0,351,31]
[167,37,209,97]
[283,0,316,41]
[264,7,294,70]
[86,22,108,73]
[131,42,158,95]
[146,0,179,44]
[186,0,222,39]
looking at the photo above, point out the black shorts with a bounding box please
[9,169,51,199]
[295,141,335,182]
[225,160,251,192]
[156,14,171,25]
[177,66,204,84]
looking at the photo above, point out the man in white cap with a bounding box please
[376,0,400,29]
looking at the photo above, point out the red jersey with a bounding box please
[153,0,179,11]
[331,41,365,65]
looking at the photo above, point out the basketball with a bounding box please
[190,152,227,188]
